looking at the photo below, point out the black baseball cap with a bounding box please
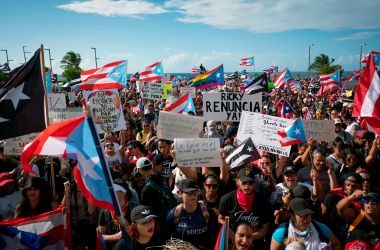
[289,198,314,216]
[178,179,199,192]
[283,166,297,175]
[131,205,157,224]
[362,192,380,201]
[291,185,311,200]
[24,177,46,189]
[237,168,255,182]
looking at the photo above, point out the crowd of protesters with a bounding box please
[0,72,379,250]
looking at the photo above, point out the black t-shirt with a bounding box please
[155,154,177,179]
[359,148,380,193]
[347,210,380,246]
[113,233,164,250]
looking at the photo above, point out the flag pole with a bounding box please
[84,102,129,246]
[40,44,57,198]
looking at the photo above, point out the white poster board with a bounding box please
[141,82,164,100]
[4,133,39,155]
[83,89,126,133]
[180,86,196,97]
[49,108,83,124]
[236,111,293,156]
[302,119,335,142]
[203,92,262,121]
[136,81,144,93]
[48,93,66,109]
[157,111,204,140]
[174,138,222,167]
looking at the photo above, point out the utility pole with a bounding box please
[1,49,13,73]
[44,48,54,73]
[91,47,99,68]
[22,46,31,63]
[308,43,314,78]
[359,43,366,70]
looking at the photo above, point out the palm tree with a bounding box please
[309,54,335,74]
[60,51,82,70]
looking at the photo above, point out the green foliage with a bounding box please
[0,70,6,81]
[60,51,82,71]
[309,53,342,75]
[321,64,344,75]
[62,66,82,81]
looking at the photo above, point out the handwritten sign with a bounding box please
[302,119,335,142]
[174,138,221,167]
[141,82,164,100]
[48,93,66,109]
[83,89,126,133]
[157,111,204,140]
[180,86,196,97]
[236,111,292,156]
[4,133,39,155]
[49,108,83,124]
[162,83,172,100]
[203,92,262,121]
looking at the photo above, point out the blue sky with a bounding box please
[1,0,379,74]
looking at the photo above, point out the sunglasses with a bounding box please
[360,198,379,205]
[184,190,198,196]
[105,144,114,148]
[242,181,254,185]
[205,184,218,189]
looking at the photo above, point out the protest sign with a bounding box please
[236,111,292,156]
[141,82,164,100]
[4,133,39,155]
[83,89,126,133]
[47,93,66,109]
[203,92,262,121]
[157,111,204,140]
[174,138,222,167]
[180,86,196,97]
[302,119,335,142]
[162,83,172,100]
[136,81,144,93]
[49,108,83,124]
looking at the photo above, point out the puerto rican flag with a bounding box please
[21,116,116,211]
[344,71,357,82]
[353,53,380,119]
[0,206,71,249]
[80,60,127,90]
[192,67,201,75]
[319,70,340,86]
[265,65,278,74]
[139,61,163,82]
[274,67,293,89]
[164,93,196,114]
[360,51,380,64]
[304,108,312,120]
[240,57,255,66]
[277,118,307,147]
[288,80,301,93]
[278,100,296,119]
[317,82,340,96]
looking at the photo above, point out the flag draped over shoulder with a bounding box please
[0,205,71,249]
[277,118,307,147]
[21,116,116,211]
[192,64,224,89]
[80,60,128,90]
[0,48,46,140]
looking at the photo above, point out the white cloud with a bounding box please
[164,0,380,33]
[57,0,168,18]
[335,54,357,65]
[335,32,379,41]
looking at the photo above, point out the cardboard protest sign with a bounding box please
[302,119,335,142]
[180,86,196,97]
[157,111,204,140]
[236,111,293,156]
[47,93,66,109]
[49,108,83,124]
[4,133,39,155]
[203,92,262,121]
[174,138,221,167]
[141,82,164,100]
[162,83,172,100]
[83,89,126,133]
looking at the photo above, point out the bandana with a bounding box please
[110,203,128,227]
[236,188,254,213]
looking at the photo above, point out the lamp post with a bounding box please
[22,46,31,63]
[359,43,366,70]
[308,43,314,78]
[91,47,99,68]
[1,49,13,73]
[44,48,54,72]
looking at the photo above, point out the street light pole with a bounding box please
[91,47,99,68]
[44,48,54,73]
[359,43,366,70]
[308,43,314,78]
[1,49,13,73]
[22,46,31,63]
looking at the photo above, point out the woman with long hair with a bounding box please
[199,173,221,216]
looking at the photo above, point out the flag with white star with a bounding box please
[192,64,224,90]
[225,137,260,169]
[277,118,307,147]
[0,49,46,140]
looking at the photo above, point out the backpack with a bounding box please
[145,179,178,217]
[283,220,329,243]
[173,203,210,226]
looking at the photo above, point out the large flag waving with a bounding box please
[139,61,163,82]
[353,53,380,119]
[164,93,196,114]
[21,116,115,211]
[319,70,340,86]
[277,118,307,147]
[240,57,255,66]
[225,137,260,169]
[244,73,268,94]
[360,51,380,65]
[80,60,128,90]
[274,67,292,89]
[192,64,224,89]
[0,205,71,249]
[278,100,296,119]
[0,48,46,140]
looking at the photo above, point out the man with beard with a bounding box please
[219,168,272,249]
[204,120,224,146]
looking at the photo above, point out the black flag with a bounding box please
[225,137,261,169]
[0,49,46,140]
[245,73,268,94]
